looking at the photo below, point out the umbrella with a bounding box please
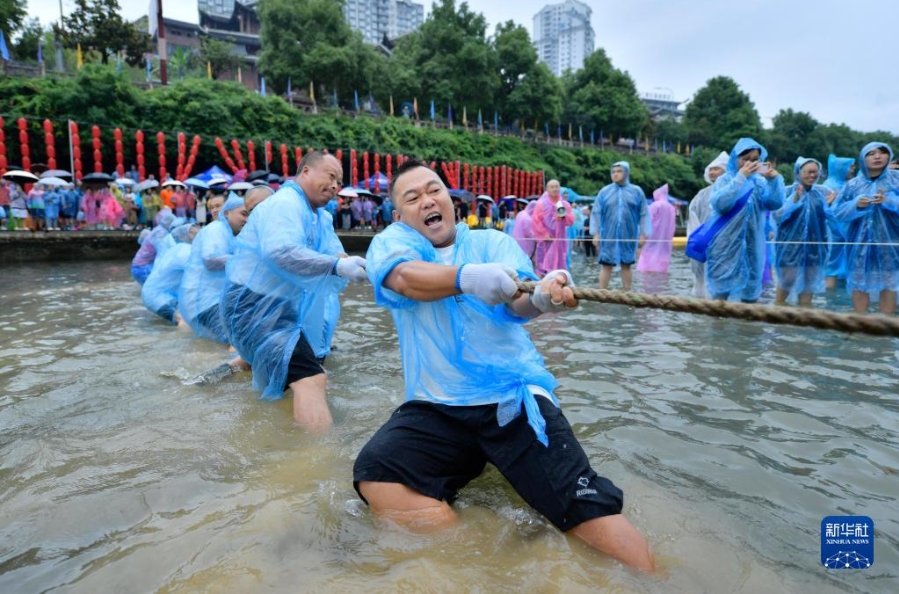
[197,165,233,183]
[135,179,159,192]
[162,179,186,188]
[246,170,269,183]
[338,186,359,198]
[266,173,283,184]
[40,169,73,179]
[2,170,40,184]
[227,181,253,191]
[448,188,475,201]
[515,198,529,205]
[38,176,69,187]
[115,177,136,186]
[81,172,115,183]
[207,177,230,188]
[476,194,495,203]
[183,177,208,189]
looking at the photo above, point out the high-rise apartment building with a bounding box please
[198,0,235,18]
[533,0,595,76]
[344,0,425,45]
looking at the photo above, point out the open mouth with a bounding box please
[424,212,442,227]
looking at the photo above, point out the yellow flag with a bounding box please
[207,61,212,79]
[390,95,394,116]
[309,81,315,103]
[413,97,419,119]
[677,141,682,154]
[76,44,83,69]
[462,106,467,126]
[568,123,572,139]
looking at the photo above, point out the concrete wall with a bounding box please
[0,232,374,265]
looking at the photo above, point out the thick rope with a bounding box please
[516,281,899,337]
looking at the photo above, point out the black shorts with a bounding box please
[599,260,634,267]
[353,397,623,531]
[285,331,326,387]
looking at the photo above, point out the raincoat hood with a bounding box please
[824,154,855,190]
[611,161,631,185]
[704,151,730,184]
[727,138,768,175]
[652,184,669,202]
[858,142,894,180]
[793,157,822,187]
[219,193,245,222]
[170,223,196,244]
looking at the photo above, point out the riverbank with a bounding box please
[0,230,378,265]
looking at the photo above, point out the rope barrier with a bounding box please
[515,281,899,338]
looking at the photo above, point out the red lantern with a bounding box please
[265,141,272,166]
[90,125,103,173]
[350,149,358,187]
[247,140,256,172]
[17,118,31,172]
[335,149,343,163]
[280,144,288,177]
[295,147,302,171]
[182,135,201,180]
[386,154,392,181]
[42,120,57,170]
[463,164,470,191]
[373,153,380,191]
[230,139,245,171]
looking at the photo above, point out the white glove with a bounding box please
[530,269,575,313]
[335,256,369,283]
[457,263,519,305]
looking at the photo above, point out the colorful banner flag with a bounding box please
[590,128,595,144]
[494,111,498,130]
[413,97,419,119]
[260,77,266,97]
[76,43,83,69]
[462,106,467,126]
[37,38,43,64]
[430,100,435,121]
[390,95,394,116]
[477,109,483,129]
[237,66,242,84]
[0,31,10,62]
[146,55,152,83]
[354,90,360,112]
[207,61,212,79]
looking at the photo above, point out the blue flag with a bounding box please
[599,129,604,145]
[260,77,267,97]
[37,38,43,64]
[447,104,452,122]
[590,128,595,144]
[146,55,152,82]
[493,111,498,130]
[430,100,435,121]
[287,76,292,97]
[354,90,360,111]
[557,124,561,138]
[545,123,549,136]
[333,88,338,106]
[654,138,659,152]
[477,109,483,129]
[0,30,10,62]
[579,125,583,141]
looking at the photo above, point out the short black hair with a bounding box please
[388,158,433,200]
[296,150,336,175]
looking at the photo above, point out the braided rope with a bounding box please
[516,281,899,337]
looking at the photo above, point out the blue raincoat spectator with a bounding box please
[832,142,899,314]
[772,158,829,305]
[220,152,367,432]
[179,194,248,342]
[380,195,394,226]
[688,151,729,297]
[589,161,651,290]
[822,154,856,285]
[141,224,197,324]
[706,138,785,302]
[43,188,61,230]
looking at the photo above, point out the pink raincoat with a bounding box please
[512,200,538,262]
[636,184,676,273]
[531,192,574,274]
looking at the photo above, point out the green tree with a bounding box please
[385,0,498,121]
[683,76,762,150]
[0,0,27,40]
[652,119,687,147]
[305,35,383,107]
[563,49,649,140]
[492,21,562,126]
[257,0,355,95]
[11,16,42,62]
[198,37,241,80]
[59,0,151,66]
[167,46,195,81]
[766,109,820,164]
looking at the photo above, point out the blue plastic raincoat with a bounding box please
[772,158,828,302]
[705,138,785,301]
[179,195,244,342]
[366,222,559,446]
[141,224,195,324]
[220,181,347,400]
[822,154,856,280]
[832,142,899,294]
[589,161,651,265]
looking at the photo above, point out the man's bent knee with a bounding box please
[358,481,456,532]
